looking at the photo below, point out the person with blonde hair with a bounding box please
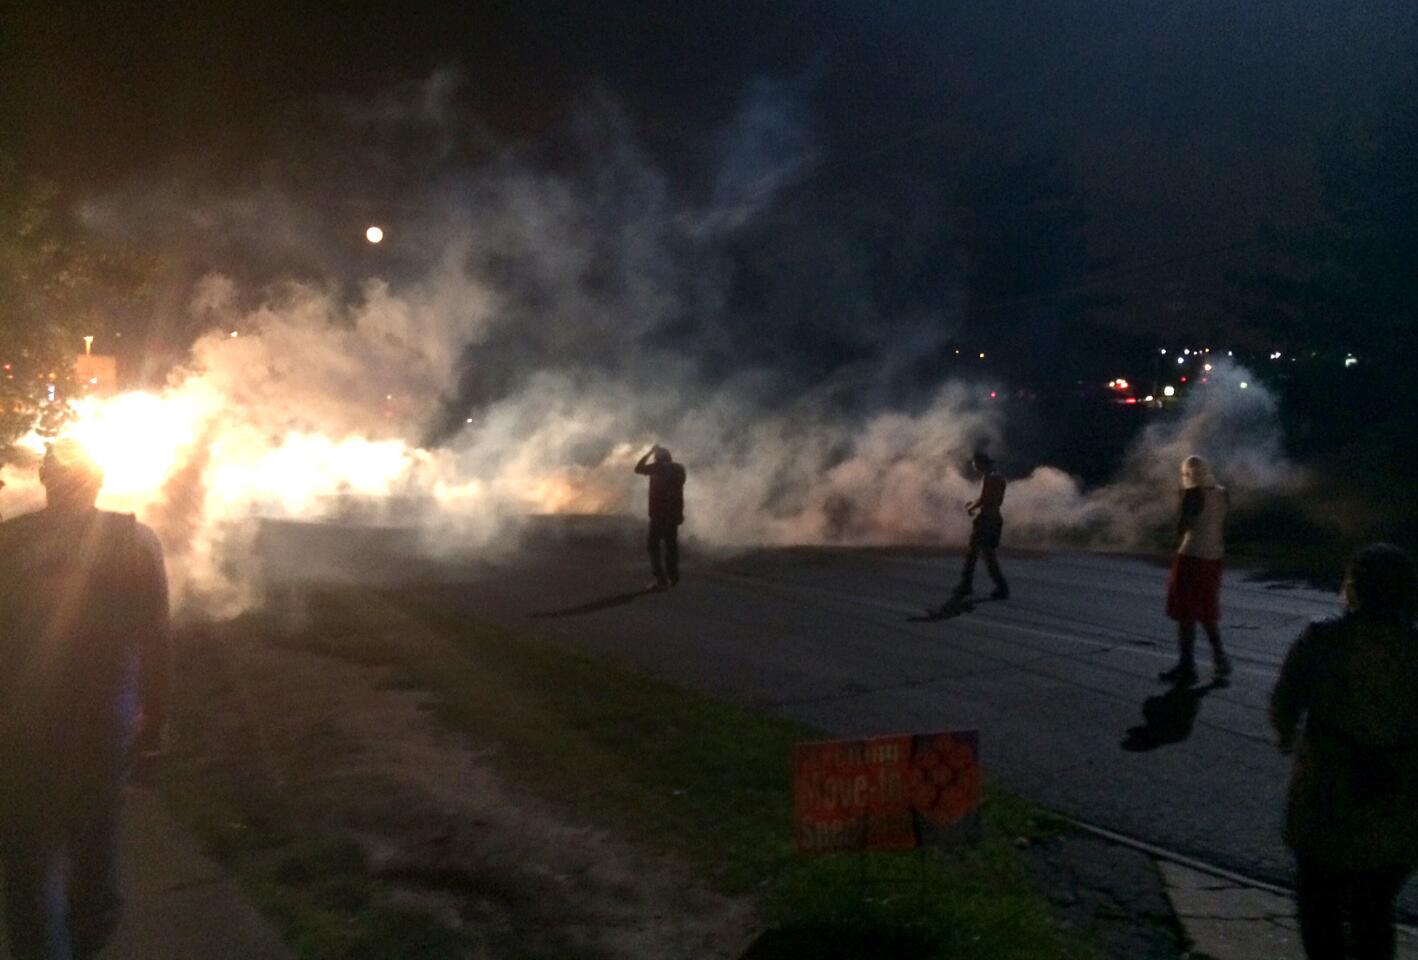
[1158,454,1231,684]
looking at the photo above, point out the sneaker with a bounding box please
[1213,655,1232,680]
[990,588,1010,600]
[646,579,668,592]
[952,585,974,599]
[1158,663,1198,684]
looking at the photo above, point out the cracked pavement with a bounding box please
[1159,861,1418,959]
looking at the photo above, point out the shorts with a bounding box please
[1166,554,1222,623]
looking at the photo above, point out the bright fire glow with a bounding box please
[64,393,204,501]
[9,378,624,529]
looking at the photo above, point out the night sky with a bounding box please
[4,0,1416,354]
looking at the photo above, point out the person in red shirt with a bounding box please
[634,445,686,591]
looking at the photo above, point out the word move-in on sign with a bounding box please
[793,730,981,855]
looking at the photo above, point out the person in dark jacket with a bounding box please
[1270,543,1418,960]
[951,451,1009,601]
[0,439,171,960]
[633,444,686,590]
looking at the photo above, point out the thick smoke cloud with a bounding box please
[2,77,1300,613]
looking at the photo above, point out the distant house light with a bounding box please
[1163,385,1176,397]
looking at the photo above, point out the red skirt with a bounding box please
[1166,554,1222,623]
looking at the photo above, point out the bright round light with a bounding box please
[1163,385,1176,397]
[365,226,384,244]
[1239,382,1249,389]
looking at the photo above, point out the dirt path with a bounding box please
[173,615,758,959]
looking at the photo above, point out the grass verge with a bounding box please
[160,584,1096,959]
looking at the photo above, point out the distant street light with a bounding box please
[366,225,384,244]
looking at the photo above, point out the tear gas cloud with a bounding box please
[0,81,1300,613]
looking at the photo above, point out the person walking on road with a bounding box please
[634,444,686,591]
[1271,543,1418,960]
[0,439,171,960]
[1158,455,1231,684]
[950,451,1009,602]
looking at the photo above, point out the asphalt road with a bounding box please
[315,523,1412,913]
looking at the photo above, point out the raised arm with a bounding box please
[634,446,656,475]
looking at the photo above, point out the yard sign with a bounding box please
[792,730,981,855]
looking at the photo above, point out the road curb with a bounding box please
[1058,813,1418,958]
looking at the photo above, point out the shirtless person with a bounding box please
[952,451,1009,602]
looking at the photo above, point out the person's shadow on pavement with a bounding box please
[907,595,1003,623]
[1121,680,1225,752]
[530,587,658,619]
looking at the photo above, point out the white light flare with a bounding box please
[63,391,214,507]
[366,225,384,244]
